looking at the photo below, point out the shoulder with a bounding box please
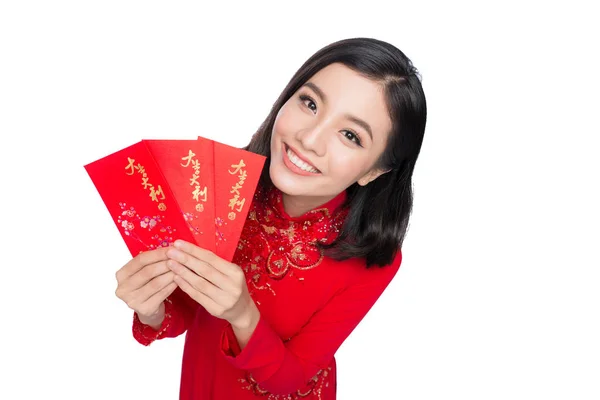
[328,248,402,289]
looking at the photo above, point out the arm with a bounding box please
[132,287,199,346]
[220,250,402,395]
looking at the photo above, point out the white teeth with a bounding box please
[286,148,319,173]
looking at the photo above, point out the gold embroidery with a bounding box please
[287,244,324,270]
[280,225,296,241]
[239,367,332,399]
[262,225,277,234]
[233,186,347,299]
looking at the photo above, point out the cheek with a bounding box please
[273,104,307,137]
[271,109,286,149]
[327,151,369,179]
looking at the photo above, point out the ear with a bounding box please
[357,168,391,186]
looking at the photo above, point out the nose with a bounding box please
[295,123,327,157]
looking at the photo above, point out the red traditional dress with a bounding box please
[133,185,402,399]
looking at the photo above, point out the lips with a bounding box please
[284,144,320,172]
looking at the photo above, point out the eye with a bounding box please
[299,94,317,114]
[342,130,362,147]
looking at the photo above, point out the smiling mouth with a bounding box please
[284,144,320,174]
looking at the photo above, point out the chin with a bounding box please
[268,142,336,198]
[269,162,295,195]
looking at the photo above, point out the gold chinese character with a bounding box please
[191,159,200,171]
[230,182,243,196]
[141,177,151,189]
[135,164,146,175]
[150,185,165,202]
[228,195,245,212]
[228,159,246,175]
[190,173,199,186]
[181,150,196,167]
[235,197,246,212]
[125,157,135,175]
[193,185,208,202]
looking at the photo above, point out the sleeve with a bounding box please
[132,287,200,346]
[219,250,402,395]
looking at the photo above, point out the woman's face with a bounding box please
[269,62,393,209]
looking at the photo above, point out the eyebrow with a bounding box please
[301,81,373,141]
[344,114,373,141]
[303,82,327,104]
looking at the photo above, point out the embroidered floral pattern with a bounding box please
[238,367,332,400]
[132,297,173,345]
[232,187,347,297]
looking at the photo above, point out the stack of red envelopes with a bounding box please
[84,136,266,261]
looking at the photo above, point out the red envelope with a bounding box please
[208,137,266,261]
[84,141,196,257]
[143,139,216,252]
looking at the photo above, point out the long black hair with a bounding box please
[244,37,427,267]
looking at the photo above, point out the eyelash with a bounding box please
[299,94,317,113]
[298,94,363,147]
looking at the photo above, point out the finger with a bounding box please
[167,259,221,301]
[126,260,170,291]
[117,247,169,281]
[132,271,176,305]
[173,274,219,311]
[166,247,227,289]
[173,240,232,275]
[116,261,169,301]
[143,281,178,313]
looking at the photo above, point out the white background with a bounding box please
[1,1,598,399]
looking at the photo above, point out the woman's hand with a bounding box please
[115,247,178,328]
[166,240,258,330]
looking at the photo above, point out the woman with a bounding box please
[115,37,427,399]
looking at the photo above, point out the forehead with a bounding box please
[306,63,392,140]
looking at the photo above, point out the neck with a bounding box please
[281,192,336,218]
